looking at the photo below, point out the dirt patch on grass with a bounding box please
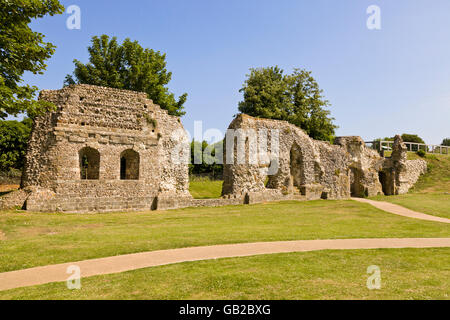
[0,230,7,240]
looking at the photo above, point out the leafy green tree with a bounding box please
[0,119,32,172]
[401,134,425,144]
[238,66,337,141]
[0,0,64,119]
[401,134,425,152]
[441,138,450,146]
[238,66,291,121]
[286,69,337,141]
[189,140,223,179]
[65,35,187,116]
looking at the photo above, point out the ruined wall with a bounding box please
[222,115,351,200]
[18,84,190,212]
[1,87,428,213]
[222,115,426,200]
[334,136,384,197]
[380,135,427,195]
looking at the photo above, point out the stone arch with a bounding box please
[350,167,365,197]
[289,142,305,193]
[120,149,140,180]
[378,169,394,195]
[79,147,100,180]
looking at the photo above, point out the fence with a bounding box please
[365,141,450,156]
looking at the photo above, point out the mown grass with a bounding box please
[1,248,448,300]
[372,153,450,218]
[371,193,450,219]
[0,200,449,273]
[189,179,223,199]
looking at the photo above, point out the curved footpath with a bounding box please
[351,198,450,224]
[1,237,450,292]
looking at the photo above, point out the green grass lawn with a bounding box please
[1,154,448,300]
[0,200,449,273]
[189,179,223,199]
[371,193,450,219]
[371,153,450,218]
[1,248,448,300]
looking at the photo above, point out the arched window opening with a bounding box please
[120,149,140,180]
[79,147,100,180]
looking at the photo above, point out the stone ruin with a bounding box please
[221,114,427,202]
[0,85,427,212]
[1,84,192,212]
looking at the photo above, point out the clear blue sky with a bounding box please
[22,0,450,144]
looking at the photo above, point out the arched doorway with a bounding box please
[120,149,140,180]
[350,167,365,197]
[79,147,100,180]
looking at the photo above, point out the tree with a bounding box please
[401,134,425,152]
[0,119,32,172]
[65,35,187,116]
[0,0,64,119]
[401,134,425,144]
[238,66,337,141]
[238,66,291,121]
[286,69,337,141]
[442,138,450,146]
[189,140,223,179]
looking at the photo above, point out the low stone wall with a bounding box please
[26,194,156,213]
[397,159,427,194]
[1,188,312,213]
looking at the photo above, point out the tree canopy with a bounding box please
[189,140,223,179]
[441,138,450,146]
[0,0,64,119]
[65,35,187,116]
[401,134,425,144]
[238,66,337,141]
[0,118,32,172]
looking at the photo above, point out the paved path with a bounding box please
[1,237,450,292]
[352,198,450,224]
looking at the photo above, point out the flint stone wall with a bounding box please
[222,115,351,200]
[16,84,190,212]
[1,86,427,213]
[222,115,426,200]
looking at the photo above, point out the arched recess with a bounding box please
[289,143,304,193]
[350,167,365,197]
[120,149,140,180]
[378,170,394,195]
[79,147,100,180]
